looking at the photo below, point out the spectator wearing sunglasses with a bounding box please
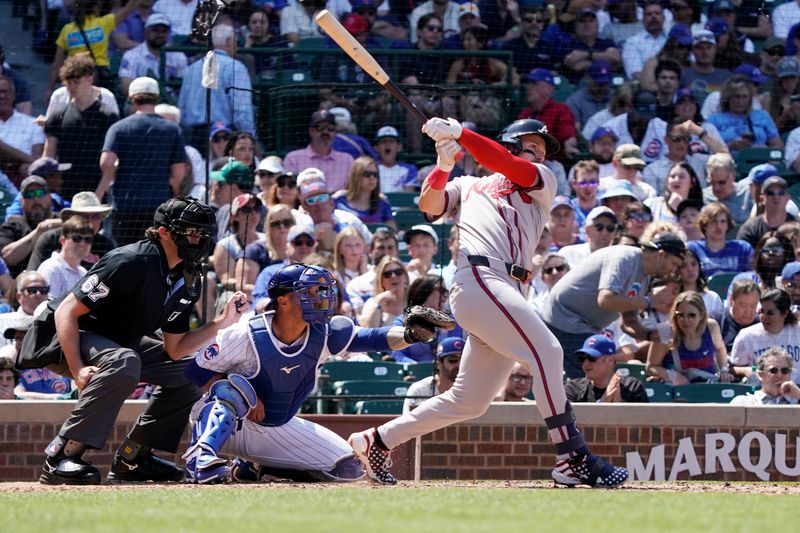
[333,156,396,227]
[568,159,601,234]
[295,176,371,253]
[359,255,408,327]
[0,271,50,349]
[623,201,653,240]
[529,253,569,316]
[26,192,115,271]
[731,289,800,385]
[560,207,619,268]
[409,0,461,44]
[602,143,655,202]
[495,362,534,402]
[252,225,318,311]
[346,227,400,313]
[262,205,296,266]
[283,110,354,193]
[210,161,255,242]
[36,218,93,298]
[3,157,72,223]
[780,261,800,314]
[565,334,648,403]
[737,177,794,248]
[731,348,800,405]
[0,176,61,278]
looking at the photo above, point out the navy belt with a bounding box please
[467,255,532,284]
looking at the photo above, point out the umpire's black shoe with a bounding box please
[107,450,184,483]
[39,456,101,485]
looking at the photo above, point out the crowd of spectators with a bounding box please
[2,0,800,405]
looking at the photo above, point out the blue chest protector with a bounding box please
[248,313,355,426]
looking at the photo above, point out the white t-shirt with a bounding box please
[403,375,439,413]
[559,242,591,268]
[0,111,45,156]
[46,86,119,117]
[730,322,800,383]
[37,252,86,298]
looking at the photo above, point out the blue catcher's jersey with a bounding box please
[247,313,355,426]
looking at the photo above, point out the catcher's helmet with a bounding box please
[268,263,337,325]
[153,196,216,268]
[496,119,560,157]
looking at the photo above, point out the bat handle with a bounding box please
[384,80,428,126]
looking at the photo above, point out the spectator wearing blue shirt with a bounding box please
[689,202,754,279]
[332,156,395,227]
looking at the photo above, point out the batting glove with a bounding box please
[422,117,463,142]
[435,139,461,172]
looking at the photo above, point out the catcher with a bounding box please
[182,263,454,483]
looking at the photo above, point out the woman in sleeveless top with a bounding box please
[646,290,733,385]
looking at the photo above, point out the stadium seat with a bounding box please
[552,75,573,103]
[404,362,434,381]
[393,209,426,233]
[354,400,404,414]
[672,383,753,403]
[318,361,405,394]
[333,380,410,413]
[736,147,784,179]
[616,363,646,382]
[707,272,737,299]
[790,182,800,206]
[643,382,674,403]
[385,192,419,209]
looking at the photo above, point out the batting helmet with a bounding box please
[496,119,560,157]
[153,196,216,268]
[268,263,337,325]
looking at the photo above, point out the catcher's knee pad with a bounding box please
[327,456,365,481]
[188,375,258,454]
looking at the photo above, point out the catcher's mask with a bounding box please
[153,196,216,272]
[268,263,337,326]
[496,119,560,158]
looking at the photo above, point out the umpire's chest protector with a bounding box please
[247,314,323,426]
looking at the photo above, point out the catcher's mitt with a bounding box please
[403,305,456,344]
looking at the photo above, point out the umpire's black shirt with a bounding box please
[53,239,198,348]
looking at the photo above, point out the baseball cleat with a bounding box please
[551,453,628,489]
[39,456,101,485]
[107,450,184,483]
[230,458,264,483]
[184,450,230,484]
[348,428,396,485]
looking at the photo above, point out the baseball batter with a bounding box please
[348,118,629,488]
[182,263,449,483]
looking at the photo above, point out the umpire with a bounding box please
[23,197,247,485]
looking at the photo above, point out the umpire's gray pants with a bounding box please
[50,331,200,452]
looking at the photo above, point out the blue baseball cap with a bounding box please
[668,23,692,46]
[782,262,800,281]
[575,335,616,359]
[705,17,729,37]
[526,68,555,85]
[734,64,769,85]
[437,337,465,358]
[599,180,638,201]
[591,127,619,143]
[713,0,734,13]
[747,163,779,185]
[589,59,612,84]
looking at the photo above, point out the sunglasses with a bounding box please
[577,355,599,363]
[292,237,315,247]
[66,234,93,244]
[669,135,691,143]
[362,170,379,178]
[80,213,106,222]
[628,212,653,222]
[313,125,335,133]
[356,7,376,15]
[509,373,533,382]
[22,286,49,295]
[675,311,698,319]
[766,48,785,57]
[22,188,47,199]
[305,193,330,205]
[764,366,792,375]
[236,205,258,215]
[277,177,297,188]
[424,25,443,32]
[577,180,598,188]
[269,219,294,229]
[765,189,787,197]
[382,268,405,279]
[543,264,568,275]
[212,134,230,143]
[593,223,618,233]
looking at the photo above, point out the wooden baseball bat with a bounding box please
[314,9,428,125]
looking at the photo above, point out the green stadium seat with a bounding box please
[736,147,784,179]
[726,224,741,240]
[707,272,737,299]
[333,380,411,413]
[615,363,646,382]
[643,382,674,402]
[404,362,434,381]
[790,182,800,206]
[386,192,419,209]
[552,75,573,103]
[393,209,426,232]
[318,361,405,394]
[672,383,753,403]
[354,400,405,414]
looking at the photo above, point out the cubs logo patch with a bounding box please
[203,343,220,361]
[587,337,596,346]
[626,282,642,298]
[644,139,662,159]
[453,340,464,350]
[52,380,68,394]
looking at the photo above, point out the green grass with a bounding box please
[2,485,798,533]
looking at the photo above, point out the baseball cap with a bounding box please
[633,89,657,119]
[676,86,696,102]
[209,122,232,139]
[437,337,465,358]
[591,126,619,143]
[761,176,788,194]
[350,0,377,8]
[705,17,729,37]
[641,232,687,258]
[328,106,351,127]
[60,191,112,220]
[310,109,335,127]
[577,7,597,19]
[585,206,617,225]
[734,64,769,85]
[404,224,439,246]
[713,0,734,12]
[747,163,779,186]
[526,68,555,85]
[613,144,646,168]
[575,334,616,359]
[693,29,716,46]
[550,195,574,212]
[231,193,259,215]
[28,157,71,176]
[299,180,330,201]
[287,225,316,242]
[375,125,400,142]
[598,181,637,201]
[668,23,692,46]
[257,155,285,174]
[3,315,32,340]
[459,2,480,19]
[675,199,703,218]
[211,161,255,189]
[782,262,800,281]
[297,167,326,188]
[342,13,370,36]
[128,76,160,97]
[588,60,612,84]
[20,175,48,192]
[778,57,800,79]
[145,13,171,28]
[764,37,785,51]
